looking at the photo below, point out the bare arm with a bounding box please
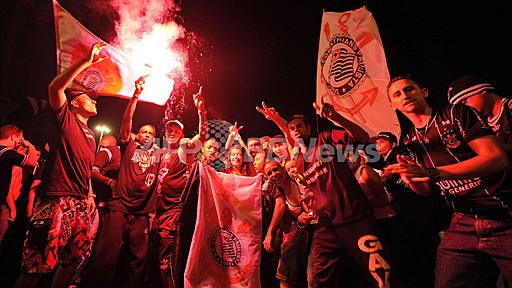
[27,179,41,218]
[438,136,510,178]
[386,136,510,195]
[224,122,243,152]
[119,76,146,142]
[92,170,116,190]
[86,178,96,214]
[263,195,285,252]
[179,87,208,165]
[313,101,369,143]
[256,102,295,146]
[48,42,107,111]
[188,87,208,145]
[21,140,38,167]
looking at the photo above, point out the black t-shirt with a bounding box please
[92,146,121,203]
[261,176,283,229]
[404,104,512,218]
[0,145,26,204]
[302,129,372,226]
[40,104,96,198]
[110,138,159,214]
[155,149,188,214]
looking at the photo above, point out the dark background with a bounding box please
[1,0,510,147]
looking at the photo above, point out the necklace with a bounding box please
[414,112,437,143]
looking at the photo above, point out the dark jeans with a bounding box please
[308,217,398,288]
[85,211,149,288]
[276,222,309,286]
[0,204,10,243]
[156,209,181,288]
[435,213,512,288]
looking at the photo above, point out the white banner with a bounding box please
[317,7,400,138]
[184,163,262,288]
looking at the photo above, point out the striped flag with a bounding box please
[317,7,400,138]
[52,0,173,105]
[184,163,262,288]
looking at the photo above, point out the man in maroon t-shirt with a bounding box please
[257,102,398,287]
[153,86,207,288]
[92,135,121,209]
[86,76,160,288]
[15,42,106,288]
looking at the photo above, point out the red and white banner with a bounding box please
[317,7,400,138]
[52,0,173,105]
[184,163,262,288]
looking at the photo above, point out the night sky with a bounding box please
[1,0,510,147]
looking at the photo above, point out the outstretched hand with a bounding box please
[313,98,335,119]
[385,155,430,187]
[256,102,279,122]
[87,42,108,65]
[229,122,244,137]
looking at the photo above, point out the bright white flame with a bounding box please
[111,0,188,105]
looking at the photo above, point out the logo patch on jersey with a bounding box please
[145,173,156,187]
[440,120,462,149]
[156,167,169,194]
[132,150,155,173]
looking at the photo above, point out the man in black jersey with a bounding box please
[448,75,512,158]
[387,75,512,287]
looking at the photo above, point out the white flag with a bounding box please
[184,163,262,288]
[53,0,173,105]
[317,7,400,138]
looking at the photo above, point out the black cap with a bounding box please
[288,114,309,125]
[64,88,97,101]
[370,132,398,144]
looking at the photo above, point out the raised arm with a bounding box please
[119,76,146,142]
[313,100,369,143]
[224,122,244,152]
[48,42,107,111]
[179,87,208,164]
[256,102,295,146]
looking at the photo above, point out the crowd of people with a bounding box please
[1,42,512,288]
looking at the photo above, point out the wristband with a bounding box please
[426,168,441,182]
